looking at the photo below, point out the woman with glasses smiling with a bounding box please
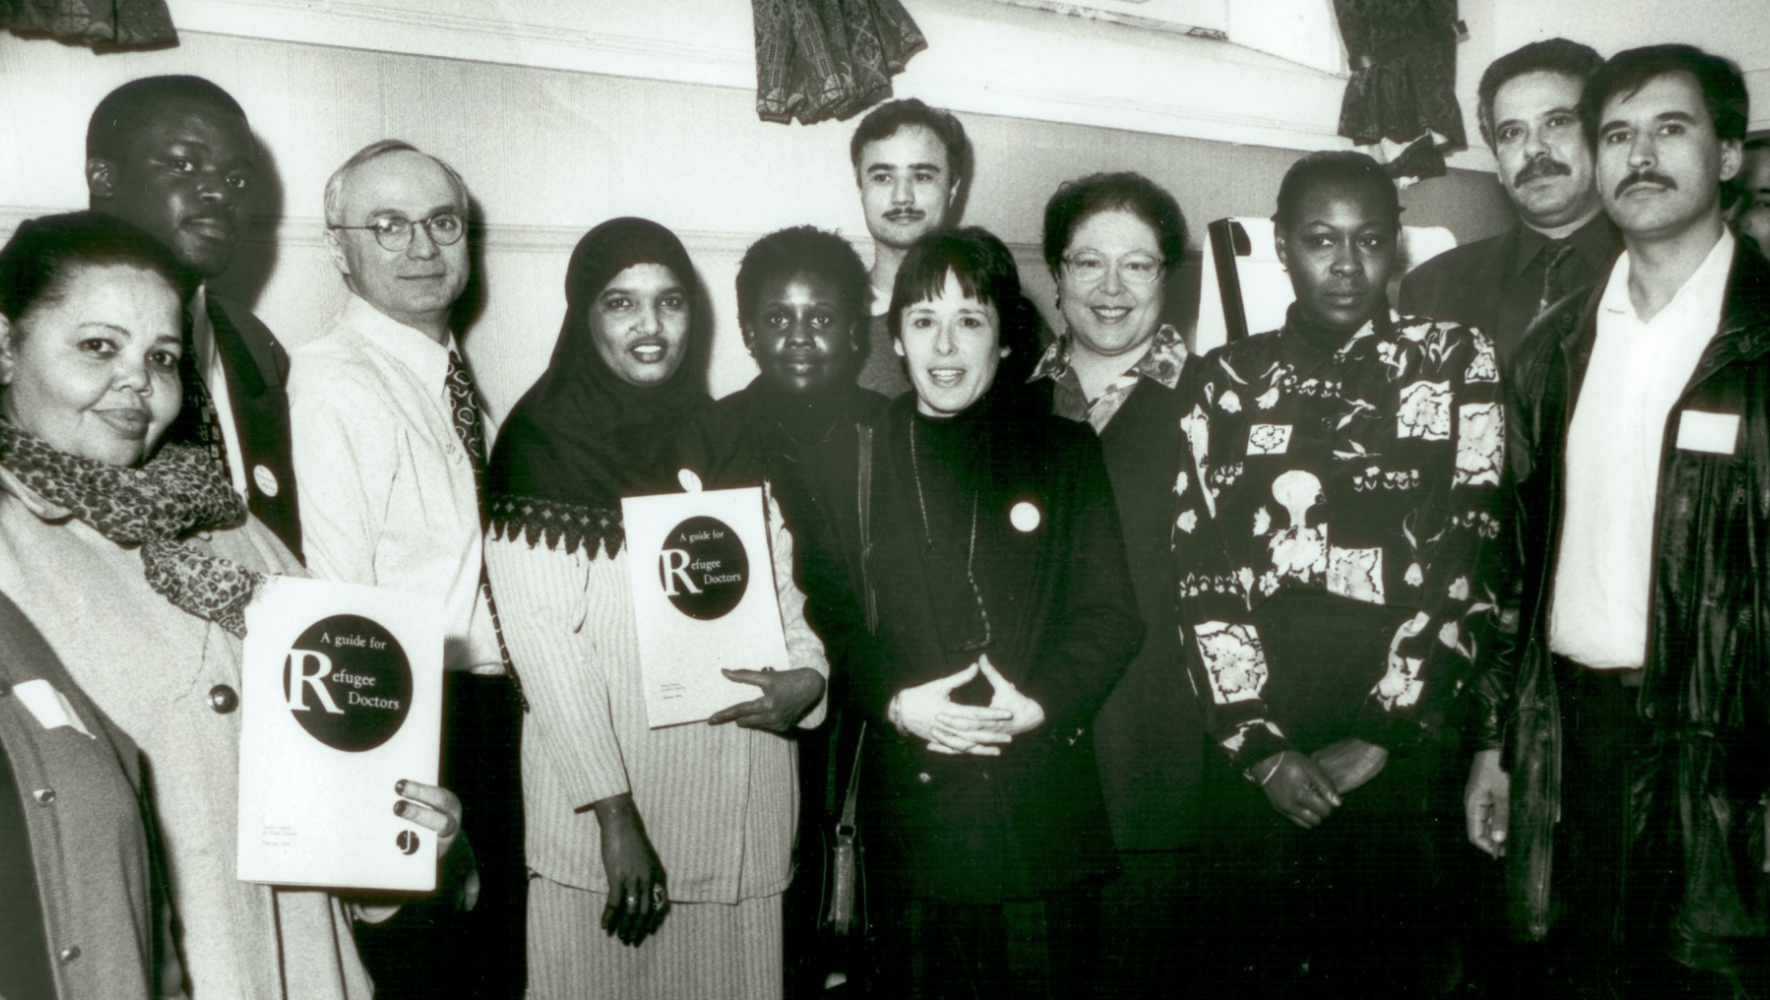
[1029,171,1199,997]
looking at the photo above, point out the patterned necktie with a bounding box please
[444,349,527,709]
[1537,239,1577,316]
[445,350,489,508]
[177,306,232,481]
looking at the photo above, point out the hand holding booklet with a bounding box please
[621,483,793,728]
[236,577,444,892]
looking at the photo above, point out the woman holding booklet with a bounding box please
[0,212,464,1000]
[484,217,829,999]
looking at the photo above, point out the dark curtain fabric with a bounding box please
[753,0,926,125]
[1,0,175,47]
[1333,0,1465,180]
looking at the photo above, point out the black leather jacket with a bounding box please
[1473,241,1770,973]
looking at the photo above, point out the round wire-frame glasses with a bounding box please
[330,212,465,252]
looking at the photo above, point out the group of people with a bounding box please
[2,32,1769,1000]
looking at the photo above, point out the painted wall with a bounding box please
[1,8,1522,424]
[0,27,1511,420]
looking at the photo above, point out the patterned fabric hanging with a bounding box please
[1333,0,1466,182]
[753,0,927,125]
[1,0,175,47]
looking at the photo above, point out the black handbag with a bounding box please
[815,420,878,955]
[819,717,866,937]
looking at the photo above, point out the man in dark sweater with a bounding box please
[85,75,303,558]
[1400,39,1621,363]
[848,99,971,398]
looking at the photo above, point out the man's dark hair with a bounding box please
[0,211,189,324]
[1476,38,1604,149]
[735,226,869,327]
[87,75,248,162]
[1042,171,1187,276]
[888,227,1040,387]
[1725,131,1770,212]
[1581,45,1749,147]
[848,99,971,190]
[1273,151,1401,234]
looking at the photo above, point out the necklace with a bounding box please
[907,418,993,652]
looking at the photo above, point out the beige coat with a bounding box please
[0,470,374,1000]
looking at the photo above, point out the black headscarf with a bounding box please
[486,218,709,552]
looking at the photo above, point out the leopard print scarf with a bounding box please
[0,422,264,637]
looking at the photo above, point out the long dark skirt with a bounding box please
[865,888,1101,1000]
[1198,592,1456,1000]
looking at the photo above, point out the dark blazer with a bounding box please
[208,294,303,559]
[0,589,176,1000]
[856,397,1144,904]
[1399,214,1620,363]
[1035,374,1199,851]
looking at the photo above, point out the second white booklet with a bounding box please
[621,484,792,728]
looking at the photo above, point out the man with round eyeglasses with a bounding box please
[290,139,528,1000]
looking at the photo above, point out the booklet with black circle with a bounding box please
[621,483,792,728]
[236,577,444,891]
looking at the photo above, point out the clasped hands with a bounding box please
[1251,739,1388,829]
[887,654,1045,757]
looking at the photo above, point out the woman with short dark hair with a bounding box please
[1176,152,1505,998]
[858,226,1144,998]
[683,225,886,996]
[0,212,464,1000]
[1031,171,1198,995]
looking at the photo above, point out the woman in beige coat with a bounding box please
[0,212,466,999]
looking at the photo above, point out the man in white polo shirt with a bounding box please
[1465,45,1769,998]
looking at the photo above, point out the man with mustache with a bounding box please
[849,98,971,396]
[1465,45,1769,997]
[289,140,527,999]
[1400,39,1621,363]
[86,75,304,557]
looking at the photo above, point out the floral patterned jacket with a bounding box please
[1173,308,1506,774]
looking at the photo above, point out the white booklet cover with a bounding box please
[236,577,444,891]
[621,485,792,728]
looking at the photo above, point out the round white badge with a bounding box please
[1010,501,1041,533]
[252,464,280,498]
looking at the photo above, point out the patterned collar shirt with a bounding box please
[1028,324,1188,433]
[1172,306,1507,774]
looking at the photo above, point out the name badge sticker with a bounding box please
[1675,410,1740,456]
[12,679,96,739]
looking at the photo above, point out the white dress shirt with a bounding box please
[1550,230,1736,669]
[287,293,499,671]
[189,285,250,499]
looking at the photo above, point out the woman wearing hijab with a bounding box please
[0,212,465,999]
[856,227,1144,999]
[483,217,829,999]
